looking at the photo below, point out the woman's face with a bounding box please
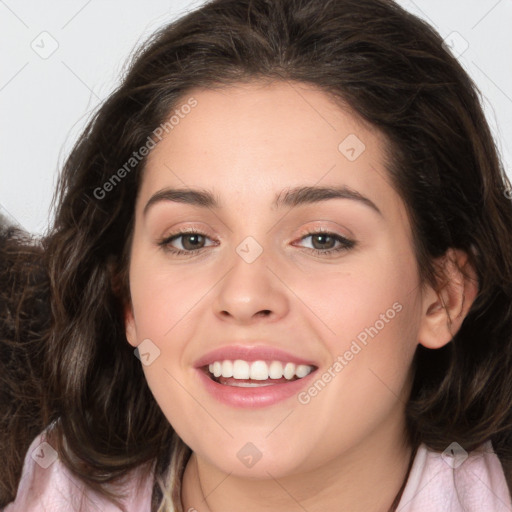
[125,80,424,478]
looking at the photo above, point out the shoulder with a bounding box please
[397,440,512,512]
[2,427,154,512]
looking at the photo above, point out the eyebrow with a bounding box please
[143,185,382,217]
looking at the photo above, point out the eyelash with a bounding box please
[158,228,356,257]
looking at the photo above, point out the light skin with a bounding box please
[124,80,478,512]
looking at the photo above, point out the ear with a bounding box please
[418,248,479,349]
[106,255,138,348]
[124,303,138,348]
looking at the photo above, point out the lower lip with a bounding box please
[196,368,317,408]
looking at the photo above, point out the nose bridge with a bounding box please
[213,233,288,322]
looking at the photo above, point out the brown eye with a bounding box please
[158,229,216,255]
[310,233,337,250]
[295,231,356,256]
[179,233,206,250]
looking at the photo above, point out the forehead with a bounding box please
[139,80,404,223]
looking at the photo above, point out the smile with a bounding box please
[197,360,318,408]
[207,359,315,386]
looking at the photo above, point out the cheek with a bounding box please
[293,285,419,467]
[128,255,209,341]
[127,254,218,416]
[303,239,420,403]
[127,256,204,423]
[299,242,418,349]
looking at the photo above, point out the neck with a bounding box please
[181,414,414,512]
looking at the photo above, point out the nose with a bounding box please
[212,245,290,325]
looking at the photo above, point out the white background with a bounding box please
[0,0,511,235]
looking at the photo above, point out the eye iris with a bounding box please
[183,234,204,250]
[312,234,335,250]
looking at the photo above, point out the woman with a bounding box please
[2,0,512,510]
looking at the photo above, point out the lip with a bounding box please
[193,344,318,368]
[196,365,318,408]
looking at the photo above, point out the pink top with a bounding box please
[2,429,155,512]
[3,430,512,511]
[396,440,512,511]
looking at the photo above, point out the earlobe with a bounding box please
[418,248,479,350]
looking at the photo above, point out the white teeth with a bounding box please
[206,359,314,381]
[268,361,283,379]
[222,360,233,378]
[283,362,295,380]
[233,360,250,379]
[213,361,222,378]
[250,360,269,380]
[295,364,311,378]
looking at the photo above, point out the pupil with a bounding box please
[184,234,204,250]
[313,234,334,250]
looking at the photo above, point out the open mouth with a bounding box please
[202,359,318,387]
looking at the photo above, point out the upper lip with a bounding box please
[194,344,319,368]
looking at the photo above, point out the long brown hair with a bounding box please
[0,222,49,504]
[2,0,512,510]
